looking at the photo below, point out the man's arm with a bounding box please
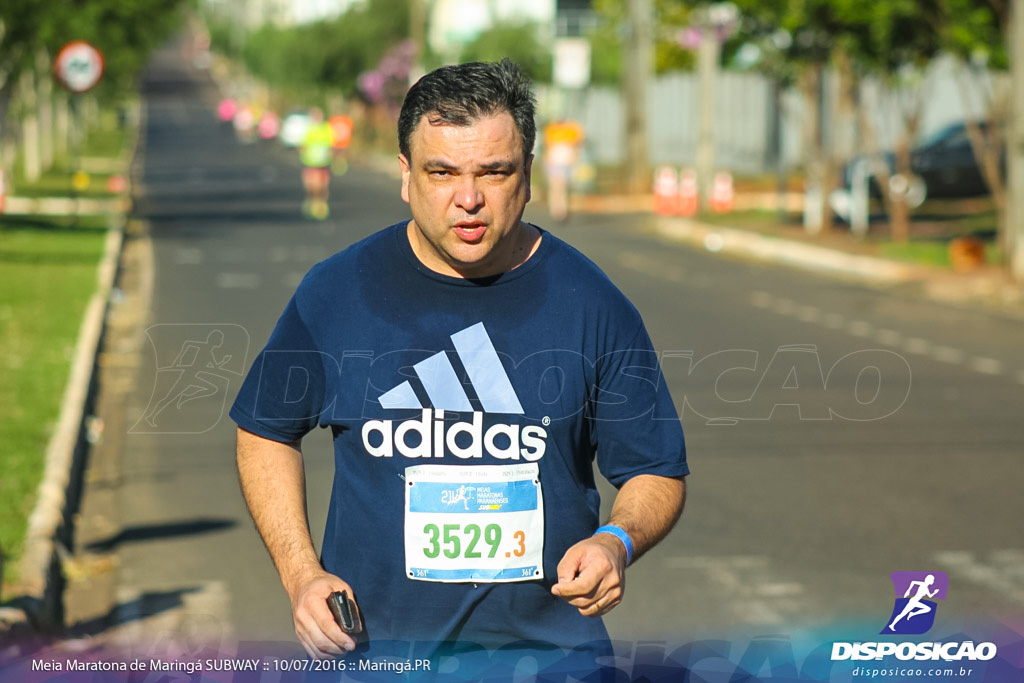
[551,474,686,617]
[236,427,358,657]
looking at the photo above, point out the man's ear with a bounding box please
[525,153,534,203]
[399,153,411,203]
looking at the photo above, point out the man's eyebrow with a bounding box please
[479,160,515,171]
[419,159,517,171]
[420,158,457,170]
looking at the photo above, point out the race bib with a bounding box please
[404,463,544,583]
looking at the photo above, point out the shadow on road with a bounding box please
[85,519,236,553]
[66,586,205,639]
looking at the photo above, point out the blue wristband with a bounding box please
[594,524,634,565]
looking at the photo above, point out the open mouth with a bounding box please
[453,222,487,242]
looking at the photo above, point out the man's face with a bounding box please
[400,111,533,279]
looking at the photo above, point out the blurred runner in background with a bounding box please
[300,107,335,219]
[329,113,354,177]
[543,118,584,221]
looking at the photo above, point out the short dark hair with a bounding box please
[398,59,537,162]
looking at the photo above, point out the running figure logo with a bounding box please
[132,324,249,434]
[441,485,473,511]
[881,571,949,635]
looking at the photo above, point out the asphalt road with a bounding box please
[64,43,1024,664]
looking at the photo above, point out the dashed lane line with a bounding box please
[749,290,1018,383]
[666,555,806,626]
[936,550,1024,606]
[968,357,1004,375]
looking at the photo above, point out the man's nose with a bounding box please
[453,176,484,211]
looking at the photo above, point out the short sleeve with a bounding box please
[591,324,689,488]
[229,296,329,443]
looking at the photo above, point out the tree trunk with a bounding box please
[890,138,913,243]
[695,26,719,212]
[20,69,41,182]
[801,63,833,234]
[890,196,910,243]
[55,92,70,163]
[955,63,1009,261]
[37,51,54,172]
[623,0,653,195]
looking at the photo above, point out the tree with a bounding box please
[729,0,948,240]
[1,0,184,185]
[458,22,553,85]
[588,0,697,85]
[237,0,411,101]
[939,0,1010,260]
[841,1,945,243]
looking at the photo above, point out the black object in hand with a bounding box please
[327,590,363,634]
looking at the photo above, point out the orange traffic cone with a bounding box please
[710,171,734,213]
[654,166,679,216]
[676,169,698,217]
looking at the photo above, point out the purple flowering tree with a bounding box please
[357,40,417,115]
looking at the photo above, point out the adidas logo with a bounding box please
[377,322,524,413]
[362,323,548,461]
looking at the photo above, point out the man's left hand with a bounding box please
[550,534,627,617]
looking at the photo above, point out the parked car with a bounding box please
[841,121,1005,200]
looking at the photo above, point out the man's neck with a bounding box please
[407,221,543,279]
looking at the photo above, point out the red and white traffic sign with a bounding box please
[55,41,105,93]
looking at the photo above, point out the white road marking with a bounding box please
[773,298,796,315]
[749,287,1018,383]
[936,550,1024,606]
[824,313,845,329]
[752,291,773,308]
[268,246,290,263]
[284,272,306,290]
[932,346,965,364]
[797,305,821,323]
[666,555,805,626]
[875,329,902,346]
[968,357,1003,375]
[173,248,203,266]
[216,273,259,289]
[848,320,873,337]
[903,337,931,355]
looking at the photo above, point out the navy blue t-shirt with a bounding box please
[230,223,688,661]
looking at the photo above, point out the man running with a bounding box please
[232,60,688,678]
[299,107,335,219]
[888,574,940,631]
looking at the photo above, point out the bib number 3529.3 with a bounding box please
[404,463,544,583]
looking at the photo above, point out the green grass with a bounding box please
[878,241,953,267]
[879,238,1004,268]
[0,219,107,586]
[0,102,132,591]
[79,115,133,159]
[12,169,121,199]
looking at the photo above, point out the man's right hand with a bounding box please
[287,570,362,659]
[236,431,362,658]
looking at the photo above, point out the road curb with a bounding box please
[656,216,919,285]
[653,216,1024,316]
[14,226,123,632]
